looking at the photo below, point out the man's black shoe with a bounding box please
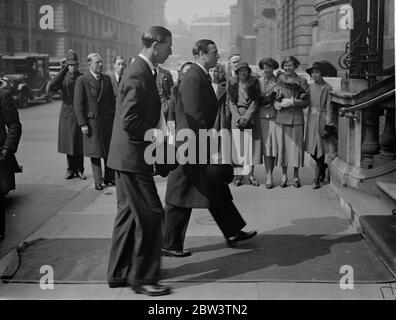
[76,171,87,180]
[108,282,127,289]
[104,179,116,186]
[0,234,4,242]
[227,230,257,248]
[95,183,104,191]
[133,283,171,296]
[161,248,192,258]
[65,170,74,180]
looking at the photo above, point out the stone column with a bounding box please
[309,0,351,74]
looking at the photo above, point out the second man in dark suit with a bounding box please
[162,39,257,258]
[73,53,116,190]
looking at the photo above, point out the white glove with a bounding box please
[280,98,293,108]
[274,101,282,111]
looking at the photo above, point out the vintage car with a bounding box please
[2,53,53,108]
[0,53,7,89]
[49,57,66,78]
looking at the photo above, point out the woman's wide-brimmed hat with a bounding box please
[235,61,252,74]
[259,58,279,70]
[65,49,79,65]
[306,62,325,76]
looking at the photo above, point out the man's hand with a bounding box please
[0,148,11,166]
[81,125,90,136]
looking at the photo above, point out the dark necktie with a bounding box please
[153,68,158,80]
[206,73,212,83]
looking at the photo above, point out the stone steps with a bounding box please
[359,215,396,276]
[332,181,396,276]
[376,182,396,215]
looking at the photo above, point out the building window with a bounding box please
[21,0,28,24]
[281,0,296,51]
[22,39,29,52]
[37,40,42,53]
[6,37,15,53]
[5,0,14,24]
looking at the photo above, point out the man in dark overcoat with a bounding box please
[162,40,257,258]
[0,88,22,240]
[155,65,174,120]
[73,53,116,190]
[109,56,126,99]
[47,50,85,180]
[107,26,173,296]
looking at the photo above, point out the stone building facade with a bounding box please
[230,0,257,64]
[277,0,317,69]
[189,15,231,60]
[0,0,166,72]
[254,0,279,63]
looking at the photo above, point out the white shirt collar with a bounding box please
[195,62,209,75]
[138,53,156,75]
[90,71,100,80]
[114,72,121,82]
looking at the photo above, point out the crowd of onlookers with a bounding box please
[166,53,338,190]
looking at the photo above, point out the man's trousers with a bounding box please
[107,170,164,287]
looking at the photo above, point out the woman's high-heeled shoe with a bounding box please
[234,178,243,187]
[312,179,321,190]
[293,178,302,188]
[249,176,260,187]
[280,177,288,188]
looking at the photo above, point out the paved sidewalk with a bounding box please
[0,166,395,300]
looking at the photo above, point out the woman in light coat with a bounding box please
[305,62,335,189]
[275,56,310,188]
[227,62,261,187]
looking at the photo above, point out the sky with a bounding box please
[165,0,238,24]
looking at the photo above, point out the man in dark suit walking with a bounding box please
[109,56,126,98]
[74,53,116,190]
[107,26,173,296]
[162,40,257,258]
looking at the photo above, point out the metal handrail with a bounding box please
[339,88,395,116]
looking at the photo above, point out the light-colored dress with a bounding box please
[275,73,310,167]
[305,80,333,158]
[258,76,278,158]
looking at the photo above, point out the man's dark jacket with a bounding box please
[47,66,83,155]
[165,64,233,208]
[107,56,161,173]
[0,89,22,194]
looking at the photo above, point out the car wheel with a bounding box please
[18,91,29,108]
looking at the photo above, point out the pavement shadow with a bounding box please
[162,216,377,287]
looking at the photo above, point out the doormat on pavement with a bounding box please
[1,235,395,284]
